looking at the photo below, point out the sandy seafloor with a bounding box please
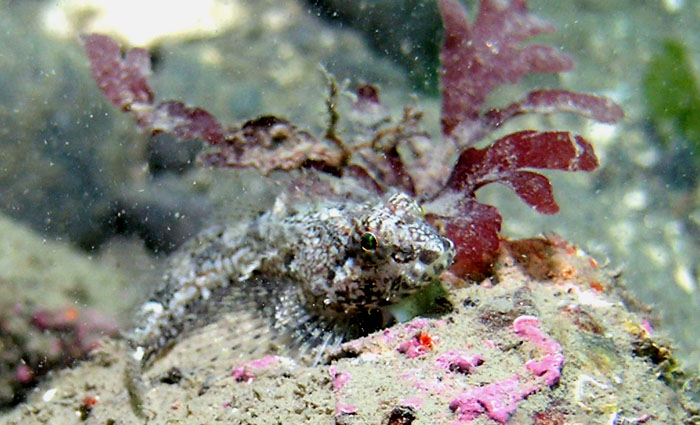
[1,0,700,422]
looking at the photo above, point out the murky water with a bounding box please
[1,0,699,421]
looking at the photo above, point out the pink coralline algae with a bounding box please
[231,354,280,383]
[0,304,118,407]
[399,396,424,410]
[448,316,564,424]
[435,350,485,374]
[330,365,351,391]
[333,314,564,424]
[330,366,357,415]
[449,375,525,424]
[512,316,564,387]
[30,307,119,354]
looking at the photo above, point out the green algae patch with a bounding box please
[644,40,700,154]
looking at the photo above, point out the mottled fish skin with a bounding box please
[129,192,454,364]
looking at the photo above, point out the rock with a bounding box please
[2,236,694,423]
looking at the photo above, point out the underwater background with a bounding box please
[1,0,700,414]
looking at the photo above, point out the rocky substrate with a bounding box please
[3,236,696,424]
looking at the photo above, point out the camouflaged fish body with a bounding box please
[130,192,454,364]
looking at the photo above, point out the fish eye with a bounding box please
[360,232,378,252]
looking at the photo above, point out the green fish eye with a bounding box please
[360,232,378,252]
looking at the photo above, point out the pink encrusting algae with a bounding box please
[512,315,564,386]
[434,350,485,374]
[330,366,351,390]
[330,366,357,415]
[448,316,564,424]
[449,375,525,424]
[331,313,564,424]
[231,354,280,383]
[1,304,118,405]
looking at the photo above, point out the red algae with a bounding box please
[398,331,438,358]
[82,0,622,280]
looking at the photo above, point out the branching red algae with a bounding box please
[82,0,622,280]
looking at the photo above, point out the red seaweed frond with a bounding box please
[82,34,226,145]
[81,0,624,279]
[431,0,623,277]
[428,200,502,277]
[82,33,154,109]
[446,130,598,214]
[438,0,623,146]
[81,34,345,174]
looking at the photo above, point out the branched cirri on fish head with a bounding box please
[130,192,454,365]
